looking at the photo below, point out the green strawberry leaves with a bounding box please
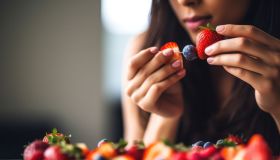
[198,23,216,31]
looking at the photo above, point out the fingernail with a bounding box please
[172,60,181,68]
[207,57,214,64]
[205,46,214,55]
[216,25,225,33]
[162,49,173,56]
[150,47,158,54]
[177,69,185,76]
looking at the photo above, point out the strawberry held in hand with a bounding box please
[196,23,224,60]
[160,42,183,68]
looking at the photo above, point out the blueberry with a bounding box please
[182,44,197,61]
[192,140,204,147]
[94,154,106,160]
[97,138,108,147]
[203,142,213,148]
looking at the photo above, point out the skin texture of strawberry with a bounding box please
[199,145,218,158]
[187,151,204,160]
[126,146,144,160]
[196,28,224,60]
[44,145,70,160]
[225,135,243,144]
[220,145,244,160]
[23,140,49,160]
[143,142,174,160]
[112,155,135,160]
[160,42,183,67]
[86,142,117,160]
[243,134,272,160]
[171,152,188,160]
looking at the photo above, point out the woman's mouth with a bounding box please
[183,15,212,31]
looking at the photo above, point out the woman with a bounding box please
[121,0,280,154]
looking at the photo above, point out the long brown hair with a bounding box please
[141,0,280,154]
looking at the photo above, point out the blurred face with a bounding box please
[169,0,251,43]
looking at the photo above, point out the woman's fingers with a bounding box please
[205,37,277,64]
[137,69,186,113]
[216,24,280,48]
[130,60,182,104]
[223,66,264,91]
[141,49,175,76]
[126,49,174,96]
[127,47,158,80]
[207,53,279,78]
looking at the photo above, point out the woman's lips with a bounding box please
[184,15,212,31]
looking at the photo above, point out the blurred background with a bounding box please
[0,0,151,158]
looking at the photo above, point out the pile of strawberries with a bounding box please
[23,129,87,160]
[23,129,278,160]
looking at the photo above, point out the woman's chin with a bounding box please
[189,32,197,45]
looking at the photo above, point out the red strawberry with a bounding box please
[187,151,203,160]
[171,152,188,160]
[23,140,49,160]
[196,23,224,60]
[76,143,90,156]
[112,154,135,160]
[85,149,99,160]
[199,145,218,158]
[143,142,174,160]
[44,145,69,160]
[160,42,183,67]
[86,142,117,160]
[211,153,225,160]
[191,145,203,152]
[42,128,70,145]
[126,145,144,160]
[243,134,272,160]
[220,145,244,160]
[225,135,243,145]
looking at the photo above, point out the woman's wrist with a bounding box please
[143,113,182,146]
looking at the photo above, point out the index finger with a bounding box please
[127,47,158,80]
[216,24,280,47]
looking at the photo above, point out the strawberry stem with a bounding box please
[198,23,216,31]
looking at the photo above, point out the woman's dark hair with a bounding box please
[141,0,280,154]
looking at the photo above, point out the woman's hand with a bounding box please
[205,24,280,115]
[125,47,186,117]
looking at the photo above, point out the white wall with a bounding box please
[0,0,105,148]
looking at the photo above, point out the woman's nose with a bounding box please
[177,0,201,7]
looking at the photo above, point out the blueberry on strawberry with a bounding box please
[196,23,224,60]
[182,44,197,61]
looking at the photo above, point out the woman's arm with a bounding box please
[121,33,149,145]
[143,114,181,146]
[122,32,186,146]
